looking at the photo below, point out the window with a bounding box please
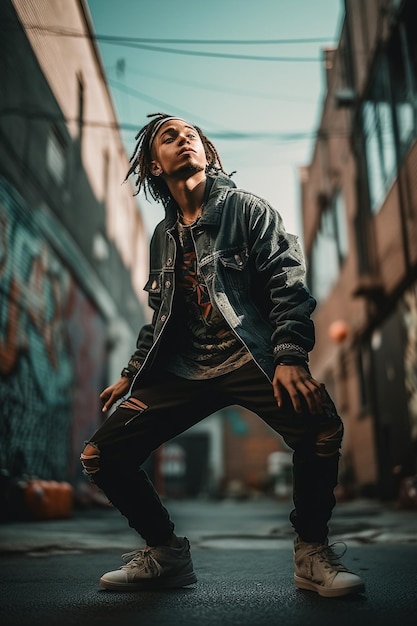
[361,6,417,214]
[46,126,66,186]
[362,56,396,213]
[405,2,417,80]
[390,0,405,10]
[309,190,348,303]
[389,26,416,158]
[334,191,349,263]
[400,3,417,145]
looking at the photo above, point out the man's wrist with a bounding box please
[273,342,308,361]
[120,364,138,380]
[127,358,142,371]
[275,356,307,366]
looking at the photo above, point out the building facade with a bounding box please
[0,0,149,495]
[301,0,417,499]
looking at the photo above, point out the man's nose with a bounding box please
[178,133,189,145]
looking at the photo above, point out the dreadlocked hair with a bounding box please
[124,113,233,206]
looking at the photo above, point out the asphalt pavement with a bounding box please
[1,496,416,625]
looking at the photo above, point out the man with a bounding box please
[81,113,365,598]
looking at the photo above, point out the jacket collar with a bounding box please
[164,173,236,230]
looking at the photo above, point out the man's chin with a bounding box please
[174,163,205,178]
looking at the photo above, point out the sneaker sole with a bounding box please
[294,575,365,598]
[99,571,197,591]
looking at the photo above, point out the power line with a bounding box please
[96,35,334,46]
[107,80,218,130]
[106,78,316,141]
[3,22,330,62]
[107,64,315,104]
[0,107,348,141]
[102,41,320,62]
[5,22,335,46]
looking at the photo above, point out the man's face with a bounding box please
[150,119,207,180]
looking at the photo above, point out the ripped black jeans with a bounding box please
[81,360,343,546]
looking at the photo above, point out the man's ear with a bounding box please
[150,161,163,176]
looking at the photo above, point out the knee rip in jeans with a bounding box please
[80,442,100,476]
[316,423,343,458]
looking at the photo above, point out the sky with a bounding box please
[86,0,344,238]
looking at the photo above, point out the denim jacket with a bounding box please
[128,174,316,386]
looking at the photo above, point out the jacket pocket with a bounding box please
[218,248,249,270]
[144,272,162,294]
[218,248,249,293]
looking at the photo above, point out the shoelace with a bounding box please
[311,542,350,573]
[120,547,163,576]
[121,548,142,563]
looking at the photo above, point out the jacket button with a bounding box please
[166,258,173,266]
[165,280,171,288]
[160,315,167,322]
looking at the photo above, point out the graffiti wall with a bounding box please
[0,178,106,483]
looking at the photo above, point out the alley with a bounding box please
[1,497,416,626]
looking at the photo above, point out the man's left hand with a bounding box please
[272,364,324,414]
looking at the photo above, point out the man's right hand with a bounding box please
[100,377,132,413]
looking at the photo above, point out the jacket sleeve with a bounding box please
[125,312,158,376]
[125,229,163,374]
[247,196,317,365]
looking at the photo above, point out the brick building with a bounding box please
[0,0,148,494]
[300,0,417,499]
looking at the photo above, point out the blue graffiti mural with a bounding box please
[0,178,105,481]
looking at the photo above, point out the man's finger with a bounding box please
[288,387,302,413]
[273,384,283,408]
[102,393,114,413]
[299,380,323,414]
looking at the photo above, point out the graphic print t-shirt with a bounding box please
[165,218,251,379]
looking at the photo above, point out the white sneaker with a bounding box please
[100,537,197,591]
[294,537,365,598]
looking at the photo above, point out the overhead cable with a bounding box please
[0,107,348,141]
[2,21,333,61]
[4,22,335,45]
